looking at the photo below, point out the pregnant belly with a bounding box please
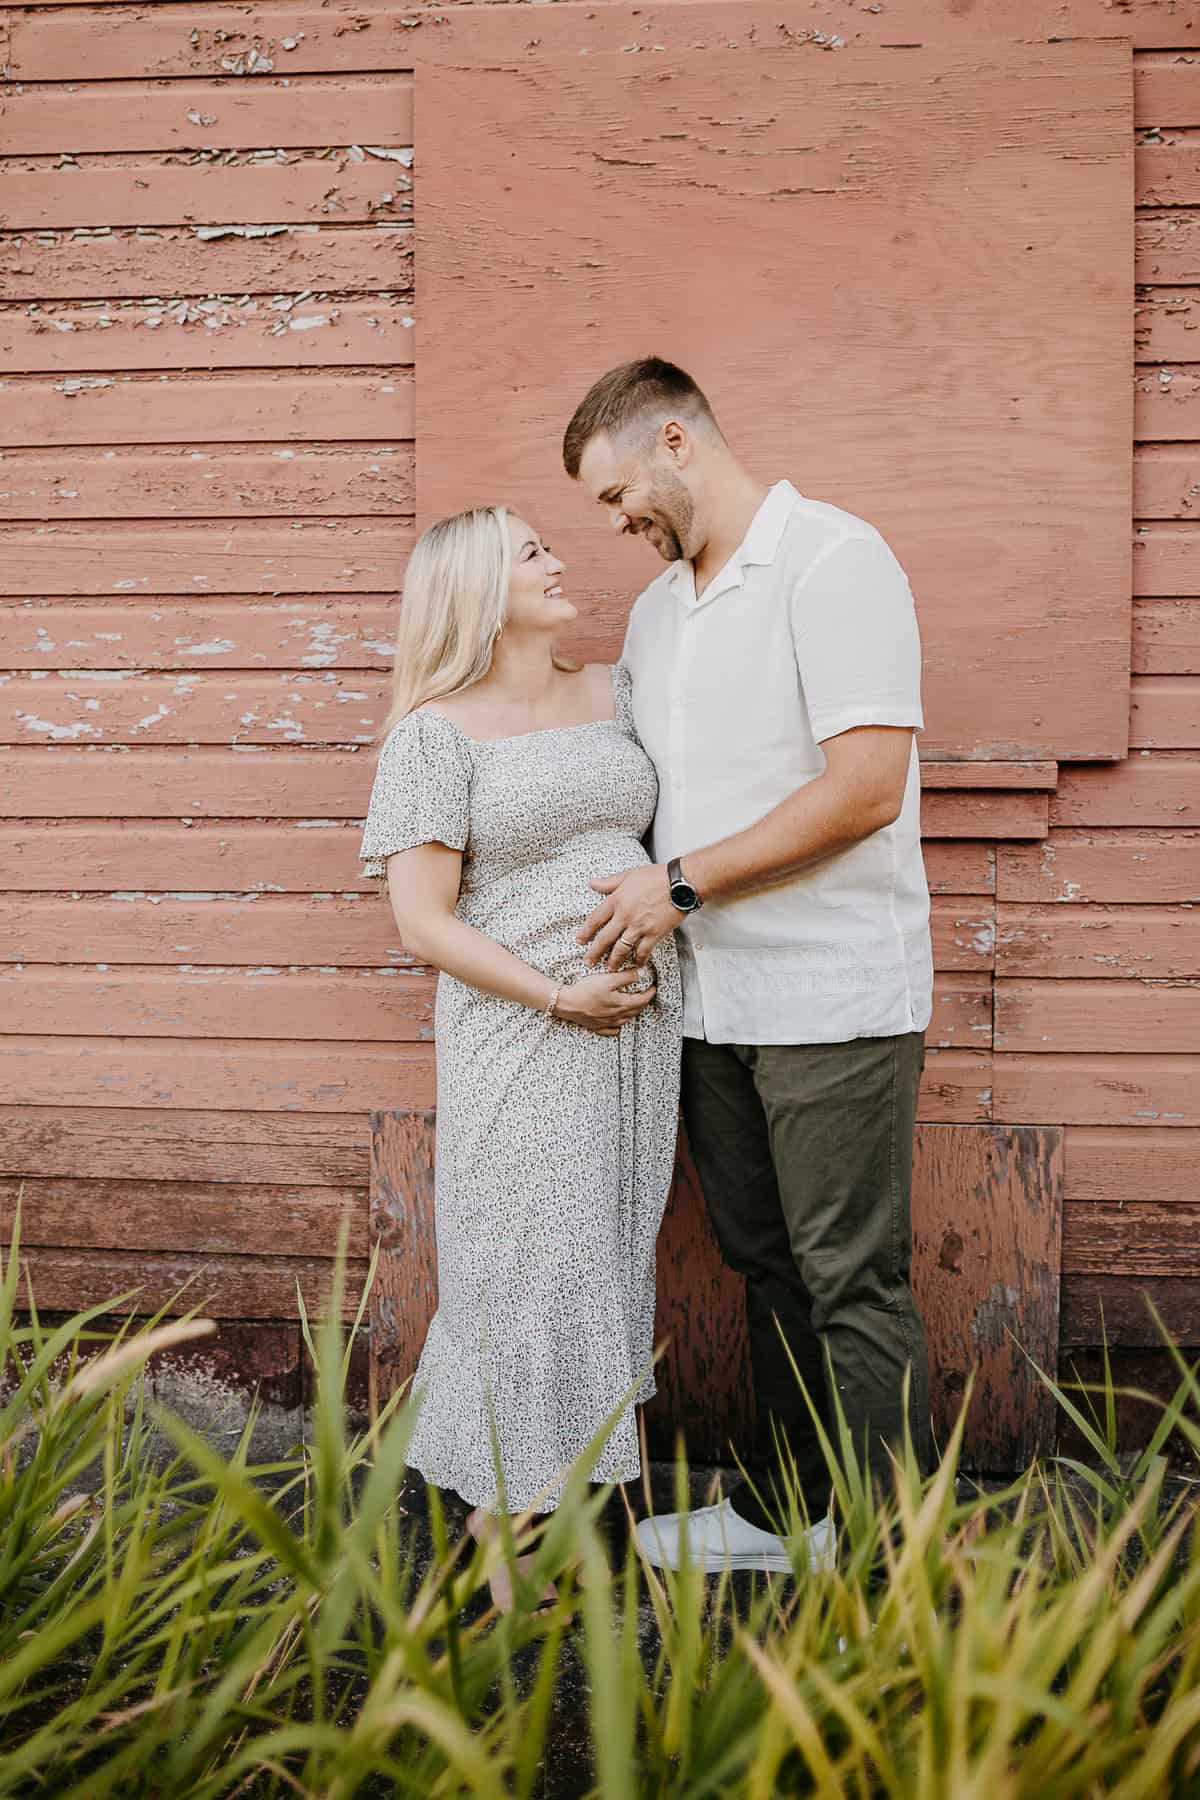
[457,832,655,982]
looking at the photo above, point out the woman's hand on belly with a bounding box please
[555,968,658,1037]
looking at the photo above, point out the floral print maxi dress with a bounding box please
[358,663,682,1513]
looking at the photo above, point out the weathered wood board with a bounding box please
[419,39,1133,761]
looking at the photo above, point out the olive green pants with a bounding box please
[681,1030,932,1529]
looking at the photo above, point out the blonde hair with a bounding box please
[375,504,576,743]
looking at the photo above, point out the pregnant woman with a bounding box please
[359,504,682,1610]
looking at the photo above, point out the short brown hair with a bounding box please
[562,356,720,478]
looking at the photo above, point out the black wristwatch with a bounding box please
[667,857,703,914]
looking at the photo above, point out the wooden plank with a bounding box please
[0,297,414,375]
[0,967,435,1042]
[7,0,1194,76]
[0,1104,369,1183]
[1132,599,1200,669]
[1135,289,1200,363]
[0,823,376,893]
[0,601,397,672]
[995,977,1200,1053]
[1134,446,1200,521]
[993,1054,1200,1125]
[1129,674,1200,746]
[0,447,412,519]
[0,78,414,157]
[0,1036,435,1112]
[0,521,412,596]
[911,1125,1062,1470]
[0,373,413,449]
[923,841,997,896]
[1136,131,1200,206]
[919,761,1057,790]
[997,904,1200,979]
[1136,212,1200,284]
[1056,1344,1200,1455]
[1135,365,1200,441]
[1060,1275,1200,1348]
[0,226,412,302]
[930,897,996,971]
[0,896,410,966]
[918,1050,993,1124]
[1134,55,1200,127]
[0,746,381,818]
[1134,524,1200,595]
[0,670,388,747]
[928,974,993,1051]
[1065,1125,1200,1202]
[2,1176,369,1257]
[366,1108,437,1416]
[920,791,1049,840]
[0,154,411,232]
[1064,1203,1200,1276]
[1052,755,1200,825]
[420,40,1133,765]
[998,831,1200,902]
[8,1244,367,1321]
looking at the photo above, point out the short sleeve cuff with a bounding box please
[810,705,924,744]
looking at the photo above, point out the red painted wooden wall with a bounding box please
[1,0,1197,1446]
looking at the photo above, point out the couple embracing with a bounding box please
[359,357,934,1610]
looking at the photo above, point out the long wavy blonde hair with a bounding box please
[374,504,575,743]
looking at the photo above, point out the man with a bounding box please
[563,356,933,1574]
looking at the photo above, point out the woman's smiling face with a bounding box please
[504,516,577,632]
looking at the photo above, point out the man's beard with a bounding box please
[641,473,692,562]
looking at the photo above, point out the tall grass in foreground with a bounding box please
[1,1199,1198,1798]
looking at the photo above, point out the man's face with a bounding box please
[577,429,696,563]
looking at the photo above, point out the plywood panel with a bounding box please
[419,40,1133,763]
[0,521,411,595]
[1065,1126,1200,1203]
[1135,524,1200,595]
[0,671,387,746]
[0,448,411,519]
[1051,757,1200,826]
[0,374,412,448]
[0,298,412,375]
[0,226,411,302]
[0,747,378,818]
[997,905,1200,979]
[0,897,412,967]
[0,1104,369,1184]
[0,967,434,1042]
[3,1176,368,1257]
[993,1054,1200,1125]
[1,823,373,893]
[1129,676,1200,747]
[0,1036,435,1112]
[912,1125,1062,1470]
[0,600,397,670]
[998,832,1200,903]
[0,77,414,157]
[1132,600,1200,670]
[996,978,1200,1053]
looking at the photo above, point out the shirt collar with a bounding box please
[667,480,801,603]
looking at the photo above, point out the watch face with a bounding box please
[671,880,699,911]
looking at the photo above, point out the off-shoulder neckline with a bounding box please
[412,663,623,747]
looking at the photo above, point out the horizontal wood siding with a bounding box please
[2,0,1197,1442]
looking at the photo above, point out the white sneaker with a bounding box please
[634,1498,837,1575]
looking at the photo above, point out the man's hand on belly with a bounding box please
[577,864,682,969]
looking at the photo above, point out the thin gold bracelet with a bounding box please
[544,984,561,1022]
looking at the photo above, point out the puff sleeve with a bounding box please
[358,711,472,881]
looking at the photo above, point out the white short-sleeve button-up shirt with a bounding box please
[622,479,933,1046]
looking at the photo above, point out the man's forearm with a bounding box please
[681,774,898,905]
